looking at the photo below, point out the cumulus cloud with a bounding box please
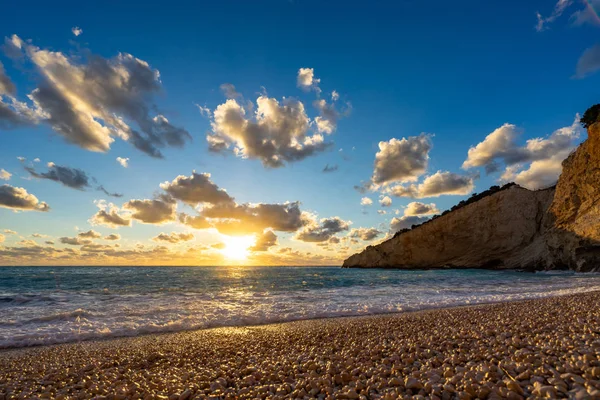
[220,83,242,99]
[0,61,16,96]
[404,202,440,216]
[360,197,373,206]
[0,233,4,243]
[295,216,350,242]
[250,230,278,251]
[500,150,571,189]
[116,157,129,168]
[379,195,392,207]
[462,117,581,189]
[153,232,195,243]
[575,44,600,79]
[122,196,177,225]
[297,68,320,93]
[331,90,339,101]
[160,172,234,206]
[59,236,91,246]
[205,202,305,235]
[89,201,132,228]
[71,27,83,36]
[313,99,342,134]
[371,134,432,186]
[207,96,331,168]
[104,233,121,240]
[7,35,191,157]
[386,171,475,199]
[390,215,430,232]
[0,184,49,212]
[3,229,17,234]
[178,213,212,230]
[349,227,382,241]
[78,230,102,239]
[322,164,338,173]
[0,169,11,180]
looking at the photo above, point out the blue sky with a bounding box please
[0,0,599,265]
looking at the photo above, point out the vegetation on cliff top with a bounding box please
[392,183,518,239]
[581,104,600,129]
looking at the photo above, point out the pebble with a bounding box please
[0,291,599,399]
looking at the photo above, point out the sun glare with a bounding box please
[221,235,255,260]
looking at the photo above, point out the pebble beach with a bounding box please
[1,291,600,400]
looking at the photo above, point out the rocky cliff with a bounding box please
[343,124,600,272]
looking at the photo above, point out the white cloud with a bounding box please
[195,103,211,118]
[331,90,339,101]
[379,195,392,207]
[535,0,572,31]
[207,96,331,168]
[71,27,83,36]
[463,116,581,188]
[404,202,439,216]
[6,35,190,157]
[360,197,373,206]
[386,171,475,199]
[297,68,321,93]
[116,157,129,168]
[371,134,432,186]
[0,169,11,180]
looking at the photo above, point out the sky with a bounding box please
[0,0,599,266]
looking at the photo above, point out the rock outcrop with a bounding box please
[343,124,600,272]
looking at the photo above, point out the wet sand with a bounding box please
[1,291,600,399]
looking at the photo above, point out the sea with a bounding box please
[1,266,600,349]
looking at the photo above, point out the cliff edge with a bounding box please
[343,123,600,272]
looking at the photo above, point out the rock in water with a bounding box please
[343,122,600,272]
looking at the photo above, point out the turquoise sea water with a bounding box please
[1,266,599,348]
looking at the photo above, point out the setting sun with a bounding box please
[220,235,255,260]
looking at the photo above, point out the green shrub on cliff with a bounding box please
[581,104,600,129]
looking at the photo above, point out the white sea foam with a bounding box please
[1,267,600,348]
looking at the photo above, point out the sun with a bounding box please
[220,235,255,260]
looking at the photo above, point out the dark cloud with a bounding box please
[59,236,91,246]
[295,216,350,242]
[575,44,600,79]
[97,185,123,198]
[153,232,195,243]
[250,230,278,251]
[25,163,90,190]
[178,213,211,230]
[404,202,440,216]
[390,215,430,232]
[0,61,16,95]
[123,196,177,224]
[0,184,49,211]
[160,172,234,206]
[322,164,338,173]
[349,227,382,241]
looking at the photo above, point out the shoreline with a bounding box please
[2,291,600,399]
[2,285,599,352]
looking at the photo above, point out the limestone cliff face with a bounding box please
[545,124,600,271]
[343,124,600,271]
